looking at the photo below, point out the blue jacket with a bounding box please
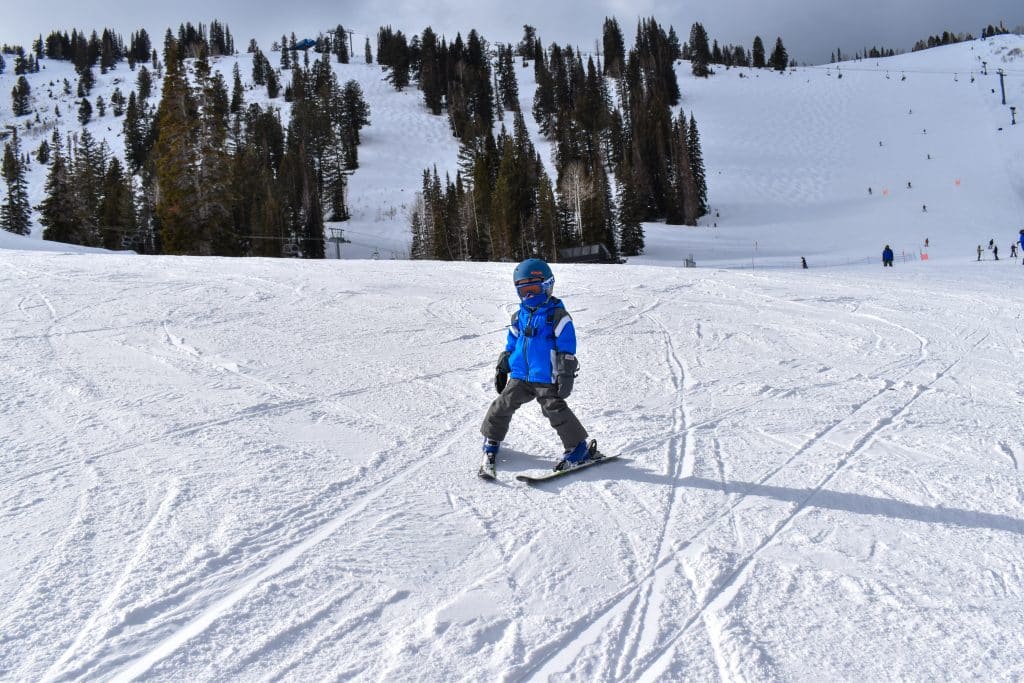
[505,297,576,384]
[882,248,894,261]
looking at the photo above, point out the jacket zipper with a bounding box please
[523,308,535,380]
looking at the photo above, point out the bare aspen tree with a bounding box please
[558,160,594,242]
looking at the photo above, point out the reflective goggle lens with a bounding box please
[516,280,544,298]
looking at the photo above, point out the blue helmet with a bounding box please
[513,258,552,283]
[513,258,554,302]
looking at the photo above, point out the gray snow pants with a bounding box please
[481,379,588,451]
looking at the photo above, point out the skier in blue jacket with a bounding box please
[1019,229,1024,264]
[480,258,591,475]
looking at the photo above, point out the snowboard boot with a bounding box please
[554,439,593,472]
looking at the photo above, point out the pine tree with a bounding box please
[78,97,93,124]
[535,166,559,260]
[419,27,443,115]
[110,88,126,116]
[137,65,153,100]
[11,76,31,116]
[462,30,494,138]
[412,170,435,258]
[666,26,682,61]
[231,62,244,113]
[235,103,286,257]
[123,92,152,172]
[333,25,349,63]
[603,17,626,77]
[194,49,237,255]
[667,111,700,225]
[99,157,134,249]
[153,40,201,254]
[339,79,370,169]
[689,23,711,77]
[519,25,537,60]
[38,131,80,243]
[617,168,644,255]
[752,36,766,68]
[266,64,281,98]
[74,130,107,246]
[78,67,95,96]
[280,90,327,258]
[365,37,372,64]
[385,31,411,90]
[409,198,426,259]
[532,56,557,137]
[497,45,520,112]
[490,142,517,260]
[769,37,788,71]
[252,48,268,85]
[688,113,708,216]
[1,131,32,236]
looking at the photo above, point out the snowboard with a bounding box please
[515,440,618,484]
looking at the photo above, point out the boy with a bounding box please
[480,258,592,477]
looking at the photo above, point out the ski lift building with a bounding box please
[557,243,624,264]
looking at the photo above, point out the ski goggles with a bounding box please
[515,276,553,300]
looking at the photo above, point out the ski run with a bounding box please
[2,29,1024,683]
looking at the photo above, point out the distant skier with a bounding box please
[480,258,593,476]
[1011,242,1018,258]
[1019,229,1024,264]
[882,245,894,267]
[801,256,808,269]
[994,244,999,260]
[924,238,929,248]
[922,205,927,212]
[868,187,873,195]
[907,181,912,189]
[977,244,983,261]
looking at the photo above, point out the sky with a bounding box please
[2,0,1023,65]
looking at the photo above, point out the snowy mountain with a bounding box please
[2,33,1023,262]
[2,28,1024,682]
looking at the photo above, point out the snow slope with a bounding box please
[644,37,1024,268]
[2,252,1024,681]
[2,30,1024,683]
[3,35,1024,262]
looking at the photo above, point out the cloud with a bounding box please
[2,0,1022,64]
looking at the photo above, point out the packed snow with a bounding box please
[1,31,1024,682]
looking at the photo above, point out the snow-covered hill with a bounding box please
[2,28,1024,683]
[1,252,1023,680]
[2,34,1023,262]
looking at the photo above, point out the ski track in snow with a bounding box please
[513,268,1022,681]
[3,250,1024,682]
[3,36,1024,682]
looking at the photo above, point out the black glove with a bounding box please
[554,352,579,399]
[494,351,511,394]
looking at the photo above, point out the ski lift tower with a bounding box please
[327,226,350,259]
